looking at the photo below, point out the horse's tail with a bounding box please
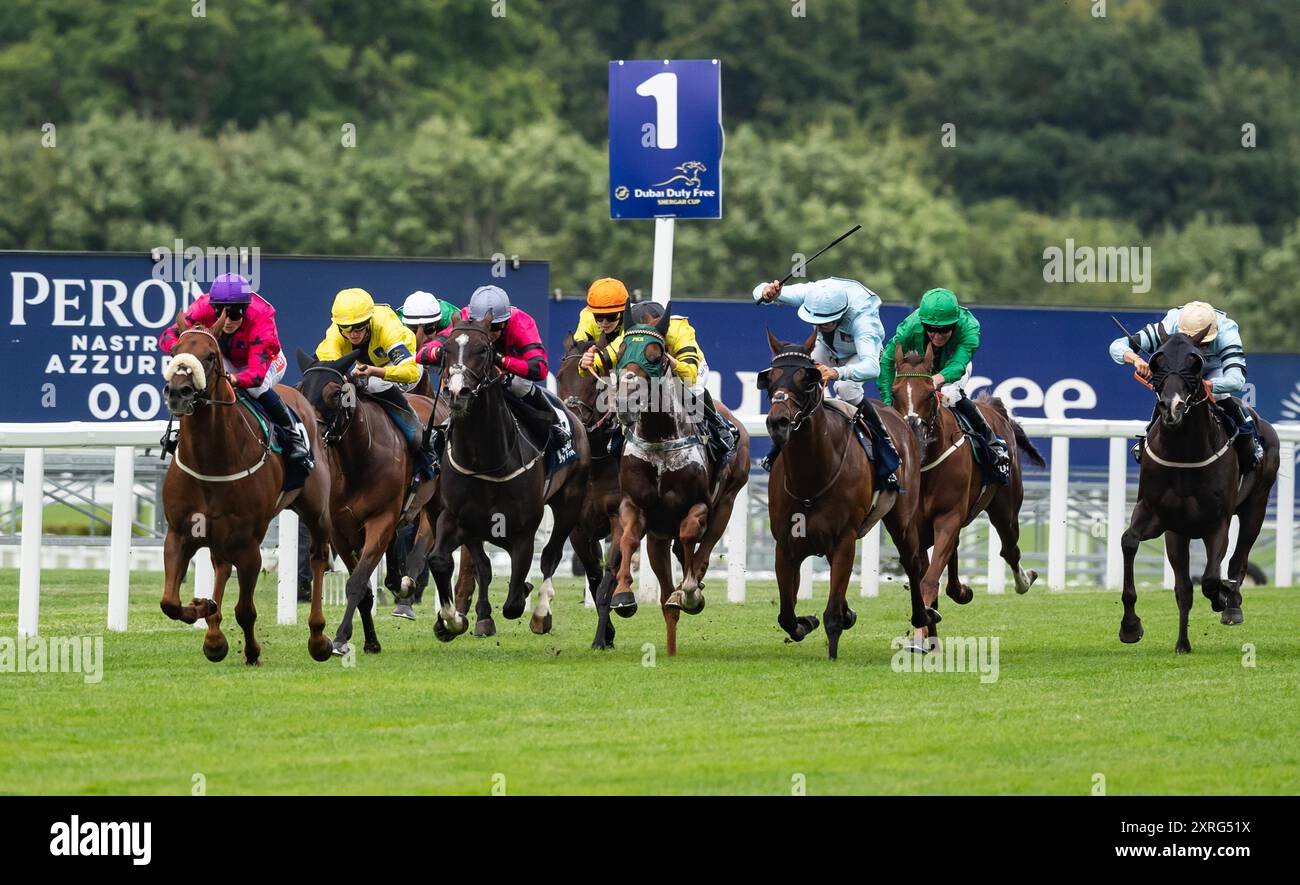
[979,393,1046,468]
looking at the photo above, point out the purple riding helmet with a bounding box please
[209,273,254,305]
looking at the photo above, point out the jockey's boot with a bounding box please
[760,441,782,473]
[952,395,1008,480]
[699,389,737,468]
[853,400,901,491]
[257,388,313,469]
[522,383,571,455]
[1222,397,1264,473]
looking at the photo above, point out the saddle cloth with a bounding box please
[236,390,309,492]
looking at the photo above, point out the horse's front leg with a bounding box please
[1200,519,1238,626]
[1120,500,1163,644]
[609,499,645,617]
[666,502,709,612]
[201,558,232,663]
[501,532,536,622]
[1167,531,1194,654]
[468,543,496,637]
[231,544,263,665]
[775,542,817,643]
[429,510,468,641]
[159,528,202,624]
[913,512,959,653]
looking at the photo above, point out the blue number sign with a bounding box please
[608,59,723,220]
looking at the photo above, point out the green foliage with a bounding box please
[1,0,1298,350]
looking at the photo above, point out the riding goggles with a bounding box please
[220,305,246,321]
[338,321,369,333]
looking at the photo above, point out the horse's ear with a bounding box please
[656,301,672,336]
[174,307,188,333]
[1190,325,1210,347]
[622,303,632,329]
[893,344,904,370]
[563,331,575,352]
[767,329,783,355]
[924,340,936,368]
[332,350,362,373]
[295,347,315,373]
[479,309,494,330]
[802,327,818,354]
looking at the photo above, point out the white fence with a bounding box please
[2,417,1297,636]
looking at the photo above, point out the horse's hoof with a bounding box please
[681,592,705,616]
[308,636,333,662]
[203,638,228,663]
[1221,607,1243,626]
[474,617,497,638]
[396,576,416,601]
[530,612,553,635]
[949,584,973,605]
[903,638,928,655]
[795,615,820,639]
[502,599,525,620]
[1175,642,1192,655]
[610,592,638,618]
[245,656,262,667]
[925,607,942,626]
[331,640,350,656]
[1017,570,1037,595]
[433,618,457,643]
[391,604,416,621]
[842,607,857,630]
[664,590,686,610]
[363,640,381,654]
[1118,621,1144,644]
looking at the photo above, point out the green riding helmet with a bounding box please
[918,288,960,327]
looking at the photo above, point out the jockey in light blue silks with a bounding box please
[753,276,900,486]
[1109,299,1264,472]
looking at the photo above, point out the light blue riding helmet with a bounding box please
[796,287,849,325]
[467,285,513,323]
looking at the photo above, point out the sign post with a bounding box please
[609,59,723,305]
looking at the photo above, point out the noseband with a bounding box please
[169,327,237,407]
[764,351,826,433]
[895,372,941,449]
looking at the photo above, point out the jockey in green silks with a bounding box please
[876,287,1010,479]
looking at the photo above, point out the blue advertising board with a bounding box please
[1,252,549,423]
[609,59,723,219]
[546,298,1300,467]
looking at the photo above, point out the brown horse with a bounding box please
[891,346,1046,653]
[159,322,333,664]
[556,333,624,649]
[295,348,439,655]
[759,330,926,659]
[1119,328,1280,653]
[606,305,751,656]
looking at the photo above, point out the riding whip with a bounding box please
[759,224,863,302]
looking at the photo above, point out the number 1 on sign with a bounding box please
[636,72,677,150]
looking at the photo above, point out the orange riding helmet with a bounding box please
[587,278,630,312]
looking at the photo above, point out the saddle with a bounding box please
[948,405,1004,487]
[824,399,900,489]
[503,387,580,478]
[236,390,309,493]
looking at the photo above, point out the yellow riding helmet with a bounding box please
[587,278,630,311]
[331,288,375,327]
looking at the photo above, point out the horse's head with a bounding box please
[892,344,939,451]
[757,328,822,450]
[162,312,225,416]
[1150,325,1210,427]
[296,347,361,441]
[614,301,674,428]
[557,331,603,428]
[442,312,501,419]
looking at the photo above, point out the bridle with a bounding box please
[761,351,826,434]
[442,325,507,409]
[559,349,615,435]
[170,327,238,408]
[300,364,357,445]
[895,371,941,453]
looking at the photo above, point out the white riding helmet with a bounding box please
[401,290,441,326]
[467,285,513,323]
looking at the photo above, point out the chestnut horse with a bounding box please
[607,305,751,656]
[295,348,439,655]
[759,330,926,659]
[425,313,591,640]
[891,346,1045,653]
[1119,328,1280,653]
[159,322,333,664]
[557,333,624,650]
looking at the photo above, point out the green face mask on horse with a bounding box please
[616,325,670,378]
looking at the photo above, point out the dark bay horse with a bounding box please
[426,314,591,640]
[607,305,751,656]
[1119,328,1280,653]
[891,345,1046,653]
[296,349,439,655]
[759,330,925,660]
[160,322,334,664]
[557,333,624,650]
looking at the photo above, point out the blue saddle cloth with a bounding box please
[847,406,901,489]
[949,406,1007,487]
[535,388,580,477]
[235,390,309,493]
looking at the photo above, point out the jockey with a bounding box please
[417,284,571,452]
[753,276,899,484]
[398,290,459,346]
[159,272,311,468]
[876,287,1010,479]
[316,287,435,480]
[577,278,737,466]
[1109,300,1263,471]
